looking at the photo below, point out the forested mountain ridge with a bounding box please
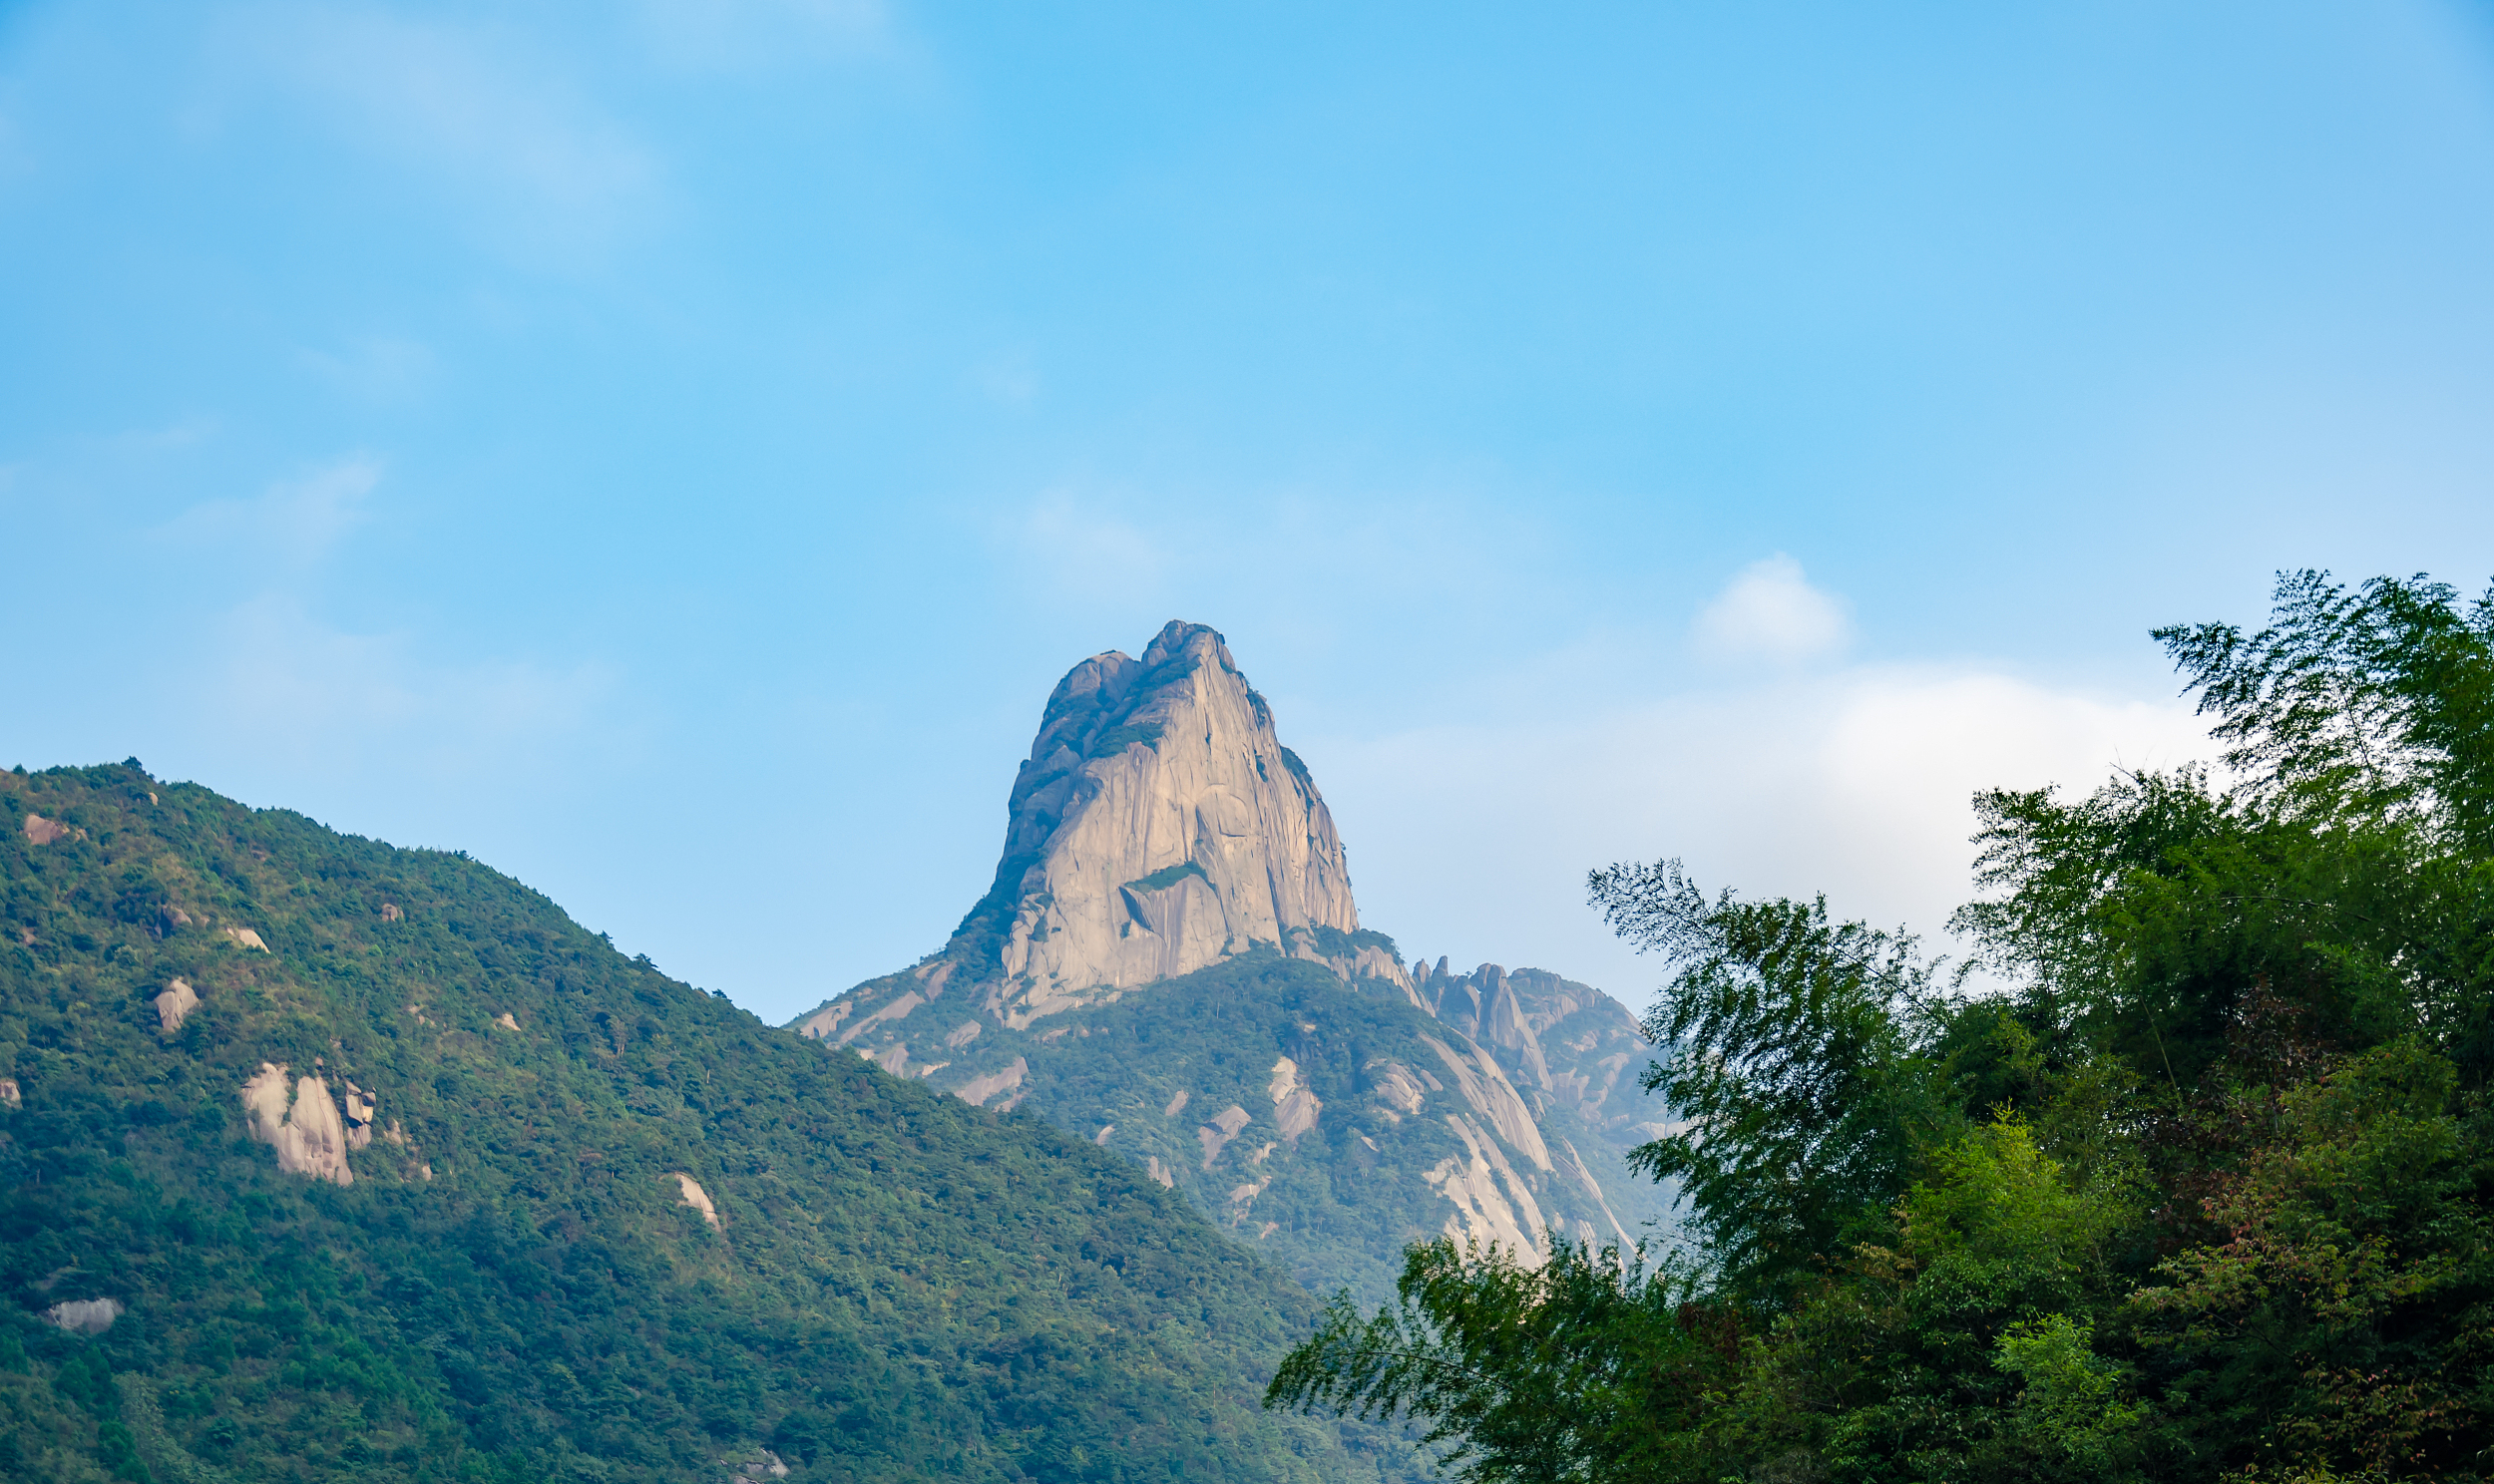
[784,622,1671,1300]
[0,761,1429,1484]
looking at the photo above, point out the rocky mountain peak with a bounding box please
[941,621,1404,1028]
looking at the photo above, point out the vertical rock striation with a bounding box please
[945,620,1405,1026]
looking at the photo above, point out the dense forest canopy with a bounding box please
[1270,571,2494,1484]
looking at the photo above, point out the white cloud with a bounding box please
[1692,554,1851,666]
[1316,660,2216,1003]
[162,454,382,563]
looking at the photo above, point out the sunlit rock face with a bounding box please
[956,620,1407,1027]
[238,1064,356,1186]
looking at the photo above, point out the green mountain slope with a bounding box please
[0,761,1426,1484]
[814,954,1668,1307]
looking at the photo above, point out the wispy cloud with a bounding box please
[631,0,893,73]
[161,454,383,564]
[208,5,660,267]
[973,349,1040,409]
[298,337,437,406]
[1692,554,1852,666]
[195,593,630,781]
[1003,491,1175,605]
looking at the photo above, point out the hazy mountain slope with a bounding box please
[0,762,1426,1484]
[863,951,1675,1305]
[787,622,1673,1298]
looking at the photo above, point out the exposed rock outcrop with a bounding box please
[1198,1104,1252,1167]
[23,813,81,846]
[953,1056,1028,1109]
[1425,1114,1549,1260]
[1410,959,1650,1140]
[239,1063,355,1185]
[0,1078,17,1110]
[46,1298,123,1334]
[1268,1057,1320,1143]
[673,1173,720,1227]
[155,976,199,1034]
[224,926,269,952]
[341,1081,377,1150]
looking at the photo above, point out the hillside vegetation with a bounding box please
[0,764,1425,1484]
[851,951,1673,1308]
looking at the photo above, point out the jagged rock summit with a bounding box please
[814,621,1407,1039]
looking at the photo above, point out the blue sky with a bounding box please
[6,1,2493,1019]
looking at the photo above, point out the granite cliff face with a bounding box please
[956,620,1406,1025]
[787,622,1673,1296]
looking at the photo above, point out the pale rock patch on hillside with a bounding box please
[1145,1155,1175,1188]
[1365,1059,1432,1122]
[953,1056,1028,1109]
[1412,960,1649,1131]
[1162,1089,1189,1117]
[46,1298,123,1333]
[1419,1032,1551,1172]
[837,990,925,1048]
[22,813,84,846]
[1556,1138,1635,1249]
[494,1011,520,1030]
[871,1044,909,1075]
[155,977,200,1034]
[1198,1104,1252,1167]
[0,1078,17,1110]
[1225,1176,1272,1224]
[791,999,854,1040]
[943,1020,982,1049]
[224,927,270,952]
[802,960,958,1042]
[672,1173,719,1227]
[1426,1113,1550,1266]
[239,1064,355,1185]
[341,1082,378,1150]
[1268,1057,1320,1142]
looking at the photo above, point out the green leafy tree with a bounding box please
[1267,1237,1730,1484]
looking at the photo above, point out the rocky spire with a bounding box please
[950,621,1406,1027]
